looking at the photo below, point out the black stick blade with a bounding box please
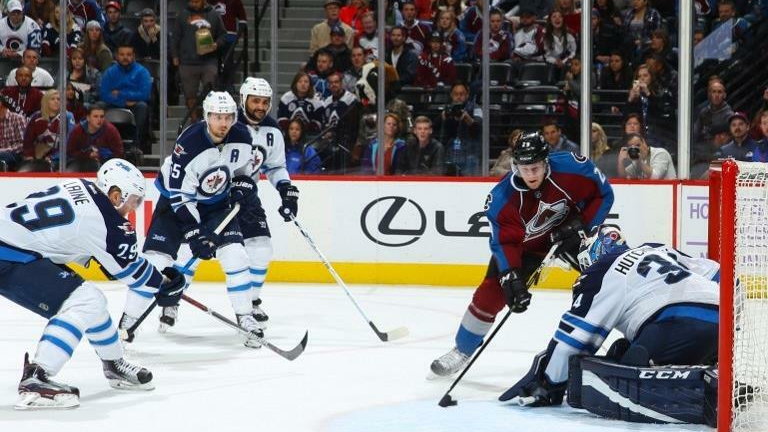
[264,330,309,361]
[438,394,458,407]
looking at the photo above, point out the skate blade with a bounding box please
[15,392,79,410]
[243,339,263,349]
[426,369,456,381]
[107,379,155,391]
[157,323,170,334]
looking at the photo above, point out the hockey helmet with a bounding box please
[512,132,549,166]
[202,91,237,126]
[240,77,273,113]
[577,224,629,271]
[96,158,146,207]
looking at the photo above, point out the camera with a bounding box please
[446,103,464,119]
[628,146,640,159]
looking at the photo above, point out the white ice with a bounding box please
[0,283,713,432]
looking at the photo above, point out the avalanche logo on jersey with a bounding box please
[198,167,230,197]
[524,199,568,240]
[5,36,23,52]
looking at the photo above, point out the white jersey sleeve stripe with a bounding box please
[562,312,611,337]
[554,329,600,353]
[113,257,145,279]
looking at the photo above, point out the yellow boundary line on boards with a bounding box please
[71,261,579,290]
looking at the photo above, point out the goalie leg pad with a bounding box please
[568,356,714,425]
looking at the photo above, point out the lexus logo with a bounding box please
[360,196,426,247]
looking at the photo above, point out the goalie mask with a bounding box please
[577,224,629,271]
[96,158,146,211]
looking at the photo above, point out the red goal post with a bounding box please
[708,159,768,432]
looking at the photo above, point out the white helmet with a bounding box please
[96,158,146,206]
[203,91,237,125]
[240,77,273,114]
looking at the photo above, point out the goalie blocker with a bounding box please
[567,355,718,426]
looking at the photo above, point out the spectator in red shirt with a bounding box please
[473,8,510,61]
[339,0,370,34]
[0,67,43,119]
[414,31,457,88]
[22,89,75,163]
[0,94,28,170]
[67,102,123,167]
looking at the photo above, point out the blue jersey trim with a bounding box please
[89,332,119,346]
[0,245,37,263]
[49,318,83,340]
[250,268,267,275]
[561,313,610,338]
[227,283,252,292]
[40,335,74,356]
[113,257,144,280]
[656,305,719,324]
[86,317,113,334]
[554,329,598,353]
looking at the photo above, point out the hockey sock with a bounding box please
[218,243,254,315]
[244,237,272,301]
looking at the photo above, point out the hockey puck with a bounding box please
[438,394,458,407]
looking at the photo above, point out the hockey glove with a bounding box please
[550,218,585,269]
[500,350,565,406]
[276,182,299,222]
[229,175,257,204]
[499,269,530,313]
[156,267,185,307]
[183,225,219,260]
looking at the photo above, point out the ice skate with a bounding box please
[252,298,268,330]
[158,305,178,333]
[237,314,264,349]
[102,358,154,390]
[16,353,80,410]
[118,313,138,343]
[429,347,470,379]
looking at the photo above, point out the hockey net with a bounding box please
[709,160,768,432]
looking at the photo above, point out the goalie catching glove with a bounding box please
[276,182,299,222]
[499,269,530,313]
[499,350,566,407]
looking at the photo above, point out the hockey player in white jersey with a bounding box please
[228,77,300,331]
[0,158,185,409]
[500,224,720,425]
[118,91,264,348]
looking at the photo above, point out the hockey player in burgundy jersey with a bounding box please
[430,131,614,377]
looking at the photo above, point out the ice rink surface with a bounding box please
[0,282,713,432]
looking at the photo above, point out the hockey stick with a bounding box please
[122,203,242,339]
[180,294,309,361]
[291,216,409,342]
[438,243,561,408]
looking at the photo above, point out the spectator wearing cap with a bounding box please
[400,0,431,56]
[80,19,113,71]
[720,112,759,161]
[100,44,151,153]
[172,0,227,122]
[0,0,42,60]
[384,25,418,89]
[414,31,457,88]
[1,66,43,118]
[207,0,247,91]
[103,1,133,54]
[26,0,55,29]
[67,0,104,29]
[67,101,123,166]
[472,7,510,62]
[6,48,54,88]
[691,121,731,179]
[306,24,352,74]
[41,3,83,57]
[511,6,544,62]
[309,0,354,55]
[435,9,467,63]
[0,94,28,170]
[130,8,160,60]
[693,79,734,148]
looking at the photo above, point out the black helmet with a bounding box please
[512,132,549,165]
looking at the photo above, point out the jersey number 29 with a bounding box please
[9,186,75,232]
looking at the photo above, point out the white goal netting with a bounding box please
[730,162,768,431]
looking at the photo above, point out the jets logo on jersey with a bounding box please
[524,199,568,240]
[118,221,135,236]
[252,144,267,172]
[198,167,230,197]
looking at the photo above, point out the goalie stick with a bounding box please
[181,294,309,361]
[121,203,242,340]
[438,242,561,408]
[291,216,409,342]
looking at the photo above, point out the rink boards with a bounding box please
[0,175,710,288]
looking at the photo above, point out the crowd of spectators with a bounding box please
[0,0,765,179]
